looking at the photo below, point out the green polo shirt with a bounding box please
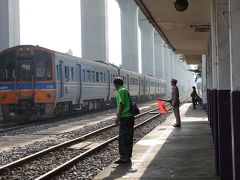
[116,86,133,118]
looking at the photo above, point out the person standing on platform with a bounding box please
[113,77,134,164]
[170,79,181,127]
[191,86,198,110]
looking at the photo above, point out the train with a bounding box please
[0,45,166,121]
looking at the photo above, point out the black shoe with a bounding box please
[173,124,181,128]
[114,159,131,164]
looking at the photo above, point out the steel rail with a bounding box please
[0,105,160,171]
[35,97,189,180]
[0,97,188,179]
[35,113,161,180]
[0,103,158,134]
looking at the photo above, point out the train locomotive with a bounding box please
[0,45,166,121]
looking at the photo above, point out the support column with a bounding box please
[138,11,154,76]
[0,0,20,51]
[161,41,165,80]
[163,45,170,95]
[229,0,240,179]
[215,1,232,179]
[173,55,178,79]
[176,57,180,82]
[170,51,175,79]
[210,0,220,175]
[154,32,164,79]
[117,0,138,72]
[81,0,108,61]
[202,55,207,106]
[168,50,172,81]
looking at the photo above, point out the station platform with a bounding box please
[94,103,219,180]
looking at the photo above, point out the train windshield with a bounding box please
[0,51,16,82]
[34,50,52,81]
[17,57,33,81]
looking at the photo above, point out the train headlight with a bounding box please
[17,46,33,55]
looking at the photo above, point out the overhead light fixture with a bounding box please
[174,0,188,12]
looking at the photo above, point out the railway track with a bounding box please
[0,103,164,179]
[0,97,188,180]
[0,101,158,135]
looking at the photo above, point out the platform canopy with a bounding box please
[134,0,211,65]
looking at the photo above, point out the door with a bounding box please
[106,70,110,101]
[127,74,129,90]
[138,77,141,96]
[77,64,82,104]
[17,58,34,98]
[59,61,64,97]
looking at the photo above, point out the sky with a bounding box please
[19,0,193,75]
[20,0,122,66]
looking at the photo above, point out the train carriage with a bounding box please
[0,45,166,121]
[119,69,142,100]
[0,45,55,120]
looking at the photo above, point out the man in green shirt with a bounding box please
[114,77,134,164]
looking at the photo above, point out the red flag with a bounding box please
[156,99,168,114]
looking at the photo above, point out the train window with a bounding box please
[71,67,74,80]
[65,66,70,80]
[100,72,103,82]
[83,69,86,81]
[96,72,99,82]
[104,73,106,83]
[91,71,95,82]
[0,51,16,81]
[86,70,90,82]
[36,60,51,79]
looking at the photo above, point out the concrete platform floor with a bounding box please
[94,103,219,180]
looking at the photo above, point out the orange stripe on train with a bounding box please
[0,90,55,104]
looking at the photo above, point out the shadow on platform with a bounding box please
[101,162,137,180]
[94,104,219,180]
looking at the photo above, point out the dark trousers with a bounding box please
[119,116,134,159]
[173,104,181,125]
[192,97,197,109]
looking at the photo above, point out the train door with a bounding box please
[107,70,110,101]
[127,74,129,90]
[59,61,64,97]
[17,57,34,98]
[138,77,141,96]
[77,64,82,104]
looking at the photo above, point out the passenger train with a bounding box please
[0,45,166,120]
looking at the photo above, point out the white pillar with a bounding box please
[0,0,20,51]
[117,0,139,72]
[211,0,218,90]
[163,45,170,95]
[138,11,154,76]
[81,0,108,61]
[170,51,175,79]
[216,2,230,91]
[154,32,164,79]
[161,41,165,80]
[202,55,207,105]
